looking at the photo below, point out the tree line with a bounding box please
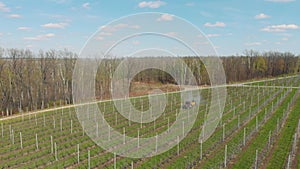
[0,48,76,116]
[0,48,299,116]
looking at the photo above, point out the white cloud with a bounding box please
[157,14,173,21]
[97,24,140,40]
[245,42,262,46]
[165,32,178,36]
[96,36,104,41]
[17,27,31,31]
[262,24,299,32]
[281,37,289,41]
[207,34,221,38]
[0,2,10,12]
[41,22,68,29]
[255,13,271,19]
[82,2,90,9]
[265,0,295,2]
[204,22,226,27]
[99,32,113,36]
[24,33,55,41]
[7,14,22,18]
[130,25,140,29]
[101,24,140,32]
[138,1,166,8]
[96,32,113,40]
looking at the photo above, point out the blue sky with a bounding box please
[0,0,299,56]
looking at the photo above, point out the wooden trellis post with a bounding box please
[77,144,80,164]
[224,145,227,167]
[36,133,39,150]
[51,135,53,154]
[20,132,23,149]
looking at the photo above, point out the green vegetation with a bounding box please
[1,76,300,168]
[266,92,300,169]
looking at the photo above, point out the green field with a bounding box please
[1,76,300,169]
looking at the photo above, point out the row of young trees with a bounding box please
[0,48,299,116]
